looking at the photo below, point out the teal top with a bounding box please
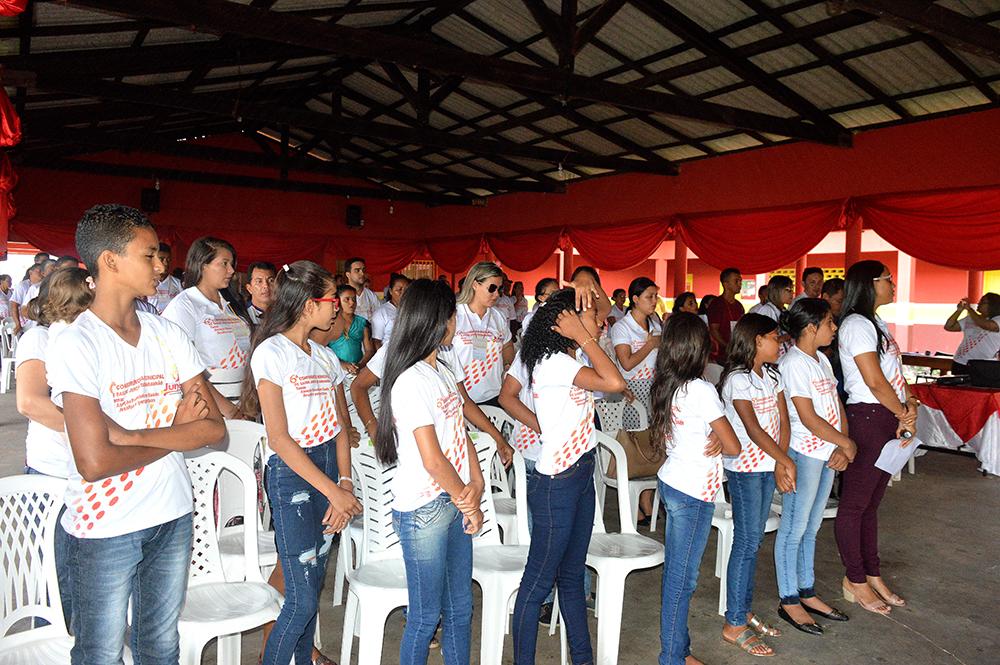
[329,315,367,364]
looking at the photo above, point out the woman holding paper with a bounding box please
[834,261,918,615]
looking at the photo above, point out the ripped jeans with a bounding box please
[264,441,337,665]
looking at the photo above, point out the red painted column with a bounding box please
[795,255,808,292]
[845,214,863,270]
[673,238,688,296]
[561,243,574,284]
[968,270,984,302]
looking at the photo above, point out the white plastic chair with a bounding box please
[0,317,17,393]
[0,474,89,665]
[332,452,365,608]
[594,397,627,438]
[711,489,781,617]
[479,405,521,544]
[703,362,724,386]
[469,434,531,665]
[181,452,282,665]
[339,445,407,665]
[216,421,278,581]
[594,400,659,533]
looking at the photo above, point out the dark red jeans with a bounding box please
[834,403,897,583]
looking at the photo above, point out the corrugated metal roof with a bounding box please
[748,44,817,74]
[665,0,757,33]
[655,144,707,161]
[707,85,797,117]
[780,66,872,109]
[829,104,901,129]
[846,42,966,96]
[464,1,540,43]
[594,4,684,61]
[605,118,676,146]
[432,15,507,56]
[702,133,763,152]
[671,66,744,97]
[898,86,992,116]
[562,130,626,155]
[720,20,782,49]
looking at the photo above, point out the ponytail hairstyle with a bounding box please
[183,236,237,289]
[385,273,411,305]
[26,267,93,327]
[766,275,793,310]
[650,312,711,453]
[519,288,578,386]
[840,260,888,357]
[672,291,697,313]
[718,313,780,395]
[456,261,504,305]
[626,276,658,331]
[375,279,457,466]
[780,298,831,342]
[239,260,335,418]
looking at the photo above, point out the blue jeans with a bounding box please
[264,442,337,665]
[775,450,835,604]
[68,514,193,665]
[658,481,714,665]
[513,450,595,665]
[522,457,593,606]
[393,494,473,665]
[723,470,776,627]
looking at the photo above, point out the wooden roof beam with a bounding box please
[62,0,852,145]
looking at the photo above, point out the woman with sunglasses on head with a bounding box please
[835,261,917,616]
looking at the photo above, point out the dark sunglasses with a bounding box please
[480,283,500,294]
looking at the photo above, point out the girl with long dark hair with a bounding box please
[511,288,625,665]
[242,260,361,665]
[775,299,854,635]
[371,272,410,349]
[672,291,698,315]
[375,278,485,665]
[717,313,794,655]
[835,260,917,615]
[163,236,249,415]
[651,313,741,665]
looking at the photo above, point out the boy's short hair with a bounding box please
[802,267,824,281]
[76,204,154,276]
[56,255,79,268]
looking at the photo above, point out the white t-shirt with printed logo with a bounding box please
[532,352,595,476]
[47,310,206,539]
[721,368,782,473]
[250,335,346,461]
[11,279,34,327]
[838,314,906,405]
[504,354,542,462]
[162,287,251,395]
[610,312,661,381]
[657,379,727,502]
[17,325,71,478]
[779,346,842,461]
[354,288,380,323]
[453,303,512,403]
[366,343,465,384]
[390,360,470,511]
[954,315,1000,365]
[370,302,397,343]
[148,275,183,314]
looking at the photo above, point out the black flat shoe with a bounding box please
[777,606,824,635]
[803,604,849,622]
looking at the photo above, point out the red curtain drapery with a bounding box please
[488,227,562,272]
[169,226,329,271]
[568,219,671,271]
[329,236,422,277]
[426,235,483,274]
[0,89,21,148]
[676,200,846,273]
[856,186,1000,271]
[0,0,27,16]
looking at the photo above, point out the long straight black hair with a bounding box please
[239,260,335,418]
[840,260,888,357]
[718,313,780,395]
[375,279,457,466]
[650,312,711,453]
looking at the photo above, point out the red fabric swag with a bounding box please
[0,88,21,148]
[677,201,845,273]
[857,186,1000,271]
[170,226,329,271]
[488,227,562,272]
[331,236,422,277]
[0,0,27,16]
[426,235,483,274]
[569,219,670,271]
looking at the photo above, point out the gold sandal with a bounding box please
[842,579,891,616]
[748,614,781,637]
[723,628,775,657]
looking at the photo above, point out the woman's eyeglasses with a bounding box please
[872,275,894,285]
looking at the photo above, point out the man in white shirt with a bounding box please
[13,260,54,334]
[794,267,824,303]
[345,257,380,322]
[244,260,276,325]
[147,243,183,313]
[49,204,225,665]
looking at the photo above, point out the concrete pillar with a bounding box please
[673,237,688,296]
[845,215,863,270]
[795,255,808,292]
[895,251,917,352]
[969,270,984,302]
[655,259,668,293]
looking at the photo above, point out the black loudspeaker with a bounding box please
[141,188,160,213]
[345,204,363,228]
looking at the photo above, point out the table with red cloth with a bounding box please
[911,383,1000,475]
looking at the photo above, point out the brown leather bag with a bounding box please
[608,428,665,479]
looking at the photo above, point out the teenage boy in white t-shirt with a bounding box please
[47,204,226,665]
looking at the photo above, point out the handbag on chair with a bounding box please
[609,428,665,479]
